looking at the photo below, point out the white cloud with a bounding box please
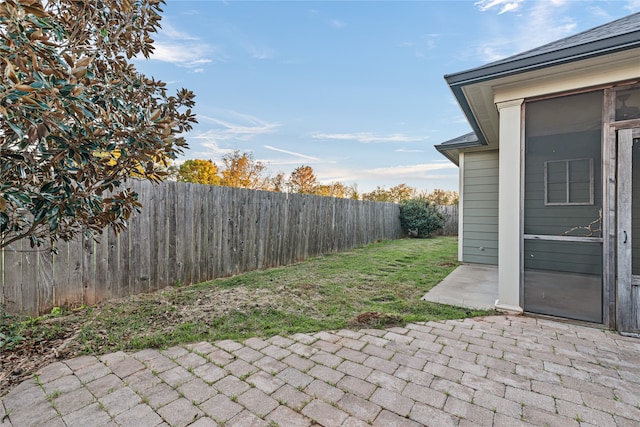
[190,111,280,155]
[395,149,425,153]
[363,162,456,178]
[477,45,509,62]
[160,23,200,41]
[263,146,322,162]
[315,162,457,188]
[246,45,275,60]
[147,42,216,67]
[189,139,236,159]
[587,6,612,19]
[626,0,640,11]
[312,132,424,144]
[473,0,578,62]
[331,19,346,28]
[142,22,221,69]
[522,1,576,45]
[475,0,524,14]
[198,112,280,141]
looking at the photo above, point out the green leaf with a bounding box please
[6,121,24,139]
[48,216,58,231]
[0,212,9,233]
[59,85,75,97]
[34,208,47,223]
[4,192,31,207]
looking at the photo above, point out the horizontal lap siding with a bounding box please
[463,151,499,265]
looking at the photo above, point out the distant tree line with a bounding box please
[172,152,458,205]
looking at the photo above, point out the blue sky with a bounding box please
[133,0,640,193]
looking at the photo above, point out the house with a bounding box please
[435,12,640,332]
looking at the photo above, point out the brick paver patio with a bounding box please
[2,315,640,426]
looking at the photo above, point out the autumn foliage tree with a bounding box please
[287,165,317,194]
[361,184,416,203]
[316,182,351,198]
[177,159,221,185]
[220,150,266,189]
[424,189,459,205]
[0,0,197,249]
[265,172,286,192]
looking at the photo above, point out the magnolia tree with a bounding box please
[0,0,196,249]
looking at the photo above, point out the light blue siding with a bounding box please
[463,151,499,265]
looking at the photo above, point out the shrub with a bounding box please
[399,199,445,237]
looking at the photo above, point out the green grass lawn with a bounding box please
[4,237,492,356]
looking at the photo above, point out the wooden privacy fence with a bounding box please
[436,205,459,236]
[1,180,403,315]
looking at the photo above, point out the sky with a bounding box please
[133,0,640,194]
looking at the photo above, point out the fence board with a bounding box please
[19,249,38,315]
[175,184,187,285]
[148,183,160,292]
[3,240,23,313]
[191,184,202,284]
[66,235,84,307]
[85,234,98,305]
[2,180,404,315]
[53,240,68,308]
[138,180,153,293]
[166,182,178,287]
[198,185,208,284]
[95,227,110,301]
[436,205,459,236]
[106,229,121,299]
[208,185,220,278]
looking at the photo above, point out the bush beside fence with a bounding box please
[1,180,405,315]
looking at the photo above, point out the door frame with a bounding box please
[516,84,640,331]
[616,127,640,333]
[592,85,640,331]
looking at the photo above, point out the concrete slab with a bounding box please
[422,264,498,310]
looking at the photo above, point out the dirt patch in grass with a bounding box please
[1,237,492,395]
[348,311,404,329]
[438,261,458,267]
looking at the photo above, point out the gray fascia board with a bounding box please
[434,137,485,166]
[445,32,640,87]
[434,139,484,152]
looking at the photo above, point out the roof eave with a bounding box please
[434,145,459,165]
[444,32,640,148]
[434,138,485,166]
[449,85,490,147]
[434,139,485,152]
[445,32,640,87]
